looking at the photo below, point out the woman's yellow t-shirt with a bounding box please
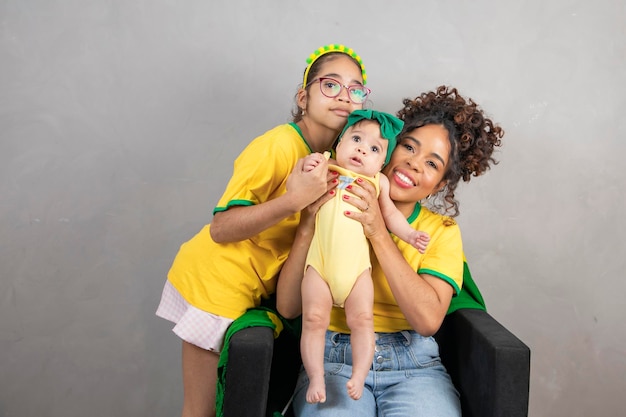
[328,203,464,333]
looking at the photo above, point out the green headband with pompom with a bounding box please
[302,44,367,88]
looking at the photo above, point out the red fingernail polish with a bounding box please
[357,178,363,183]
[329,190,335,195]
[332,179,338,184]
[346,185,352,190]
[343,195,349,200]
[345,211,351,215]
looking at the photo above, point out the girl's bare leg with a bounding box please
[301,267,333,403]
[344,270,374,400]
[181,340,219,417]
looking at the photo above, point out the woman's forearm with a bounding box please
[276,183,337,318]
[368,232,452,336]
[276,215,316,318]
[342,178,450,335]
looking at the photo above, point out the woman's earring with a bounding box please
[423,186,448,214]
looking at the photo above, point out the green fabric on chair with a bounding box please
[216,308,284,417]
[448,259,487,314]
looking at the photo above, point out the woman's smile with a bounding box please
[391,169,415,188]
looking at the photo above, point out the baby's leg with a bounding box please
[301,267,333,404]
[343,270,374,401]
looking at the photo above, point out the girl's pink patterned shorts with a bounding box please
[156,281,233,353]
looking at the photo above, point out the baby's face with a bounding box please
[335,120,388,177]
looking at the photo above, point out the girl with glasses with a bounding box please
[156,44,368,417]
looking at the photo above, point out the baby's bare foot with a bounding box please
[346,378,364,400]
[306,378,326,404]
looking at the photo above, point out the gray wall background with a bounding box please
[1,1,624,416]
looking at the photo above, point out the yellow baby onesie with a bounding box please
[305,164,380,307]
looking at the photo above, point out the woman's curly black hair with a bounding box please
[397,85,504,218]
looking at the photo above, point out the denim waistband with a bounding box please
[329,330,416,345]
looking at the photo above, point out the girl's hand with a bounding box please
[300,169,339,222]
[285,156,330,211]
[295,169,339,241]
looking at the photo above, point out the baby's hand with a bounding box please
[409,231,430,254]
[302,152,326,173]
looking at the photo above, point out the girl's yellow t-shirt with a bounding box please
[167,123,312,319]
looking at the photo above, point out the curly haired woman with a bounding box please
[277,85,504,416]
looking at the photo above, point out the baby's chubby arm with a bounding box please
[378,175,430,253]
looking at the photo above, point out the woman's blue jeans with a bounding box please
[292,330,461,417]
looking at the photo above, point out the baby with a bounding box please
[300,109,430,403]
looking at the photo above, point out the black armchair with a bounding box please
[223,308,530,417]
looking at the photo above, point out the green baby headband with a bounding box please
[340,109,404,165]
[302,44,367,88]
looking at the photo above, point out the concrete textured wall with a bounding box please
[1,1,624,416]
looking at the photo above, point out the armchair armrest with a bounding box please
[435,309,531,417]
[223,325,300,417]
[223,326,274,417]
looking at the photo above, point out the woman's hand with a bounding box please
[341,177,388,242]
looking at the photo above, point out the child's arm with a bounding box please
[377,175,430,253]
[211,155,330,243]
